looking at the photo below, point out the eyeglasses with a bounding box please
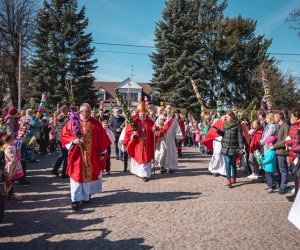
[81,110,91,113]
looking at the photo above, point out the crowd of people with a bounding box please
[0,100,300,215]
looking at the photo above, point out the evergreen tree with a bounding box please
[196,0,227,108]
[31,0,97,106]
[152,0,274,111]
[265,62,300,109]
[221,16,271,107]
[151,0,202,112]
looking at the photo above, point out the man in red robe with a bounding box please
[124,101,155,182]
[61,103,111,210]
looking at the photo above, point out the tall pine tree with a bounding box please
[196,0,228,107]
[151,0,202,112]
[31,0,97,106]
[221,16,271,107]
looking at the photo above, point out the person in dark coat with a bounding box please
[217,111,244,187]
[269,112,290,194]
[96,108,108,122]
[109,108,125,160]
[39,117,51,155]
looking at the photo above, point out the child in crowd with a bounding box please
[102,120,115,175]
[248,120,263,179]
[3,135,23,201]
[194,123,201,150]
[49,118,57,153]
[200,119,210,155]
[255,136,277,193]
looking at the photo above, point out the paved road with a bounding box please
[0,148,300,249]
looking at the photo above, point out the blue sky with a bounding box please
[78,0,300,83]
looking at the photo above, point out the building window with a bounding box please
[131,93,138,101]
[98,93,105,100]
[97,88,106,100]
[121,93,127,100]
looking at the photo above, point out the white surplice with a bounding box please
[155,114,183,170]
[70,173,102,202]
[66,141,104,202]
[130,158,152,178]
[288,190,300,230]
[208,136,226,176]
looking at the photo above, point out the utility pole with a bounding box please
[18,34,22,112]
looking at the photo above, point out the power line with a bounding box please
[92,42,300,57]
[270,53,300,56]
[95,49,149,55]
[95,49,300,60]
[92,41,155,49]
[278,60,300,63]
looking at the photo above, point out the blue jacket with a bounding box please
[261,149,277,173]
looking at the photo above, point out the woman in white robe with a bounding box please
[208,136,226,176]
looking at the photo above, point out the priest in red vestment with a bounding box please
[124,101,155,182]
[61,103,111,210]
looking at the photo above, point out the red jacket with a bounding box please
[286,122,300,164]
[249,128,263,153]
[178,119,185,138]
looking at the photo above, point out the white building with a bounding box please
[94,77,152,109]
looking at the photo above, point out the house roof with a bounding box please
[94,82,118,100]
[94,80,152,99]
[139,83,152,95]
[118,77,142,90]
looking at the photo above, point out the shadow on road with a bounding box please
[150,167,211,180]
[1,219,152,249]
[95,190,202,207]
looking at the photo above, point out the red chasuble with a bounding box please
[202,119,224,153]
[124,118,155,164]
[61,117,111,183]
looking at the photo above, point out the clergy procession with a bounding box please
[0,91,300,227]
[1,0,300,248]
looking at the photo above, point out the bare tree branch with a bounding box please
[0,0,39,108]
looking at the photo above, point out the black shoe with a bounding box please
[213,173,219,177]
[71,202,80,211]
[142,177,149,182]
[123,168,128,172]
[167,169,174,174]
[84,195,92,204]
[18,179,31,185]
[286,195,295,202]
[61,174,69,179]
[51,170,59,177]
[160,167,167,174]
[106,171,111,176]
[116,156,119,160]
[278,188,286,195]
